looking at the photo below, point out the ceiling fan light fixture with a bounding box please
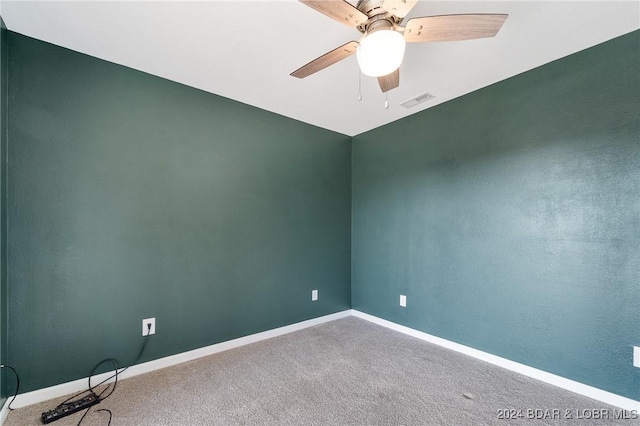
[356,28,406,77]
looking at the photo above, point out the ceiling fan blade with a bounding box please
[378,68,400,93]
[291,41,359,79]
[382,0,418,19]
[300,0,368,28]
[404,14,508,43]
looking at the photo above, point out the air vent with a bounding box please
[401,92,435,108]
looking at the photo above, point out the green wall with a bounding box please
[3,24,639,402]
[0,16,7,405]
[7,33,352,393]
[352,31,640,400]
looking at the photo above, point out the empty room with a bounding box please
[0,0,638,425]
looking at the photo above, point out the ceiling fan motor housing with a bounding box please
[356,0,402,33]
[365,17,396,35]
[356,0,387,17]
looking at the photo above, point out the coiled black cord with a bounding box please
[54,325,152,425]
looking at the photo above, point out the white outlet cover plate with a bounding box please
[143,318,156,336]
[400,295,407,307]
[312,290,318,301]
[634,346,640,368]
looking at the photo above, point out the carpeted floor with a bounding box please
[5,317,634,425]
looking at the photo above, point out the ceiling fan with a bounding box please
[291,0,508,93]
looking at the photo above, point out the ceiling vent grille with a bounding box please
[401,92,435,108]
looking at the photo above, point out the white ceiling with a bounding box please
[2,1,638,136]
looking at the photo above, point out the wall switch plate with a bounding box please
[312,289,318,301]
[142,318,156,336]
[400,295,407,307]
[634,346,640,368]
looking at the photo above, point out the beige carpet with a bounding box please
[5,317,633,425]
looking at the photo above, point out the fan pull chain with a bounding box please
[358,71,363,101]
[384,93,389,109]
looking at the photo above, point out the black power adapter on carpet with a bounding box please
[40,322,151,425]
[41,392,100,424]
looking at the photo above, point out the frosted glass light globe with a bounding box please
[356,29,406,77]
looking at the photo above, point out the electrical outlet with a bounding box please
[634,346,640,368]
[312,289,318,301]
[142,318,156,336]
[400,295,407,307]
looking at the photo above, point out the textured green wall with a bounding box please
[352,31,640,400]
[8,33,351,393]
[0,16,7,405]
[4,23,639,402]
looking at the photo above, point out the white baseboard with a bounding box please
[7,309,639,416]
[10,310,352,410]
[0,400,8,426]
[351,310,640,412]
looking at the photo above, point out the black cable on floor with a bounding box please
[89,358,120,401]
[58,327,151,408]
[53,324,152,425]
[96,409,113,426]
[76,406,93,426]
[93,331,151,402]
[0,364,19,411]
